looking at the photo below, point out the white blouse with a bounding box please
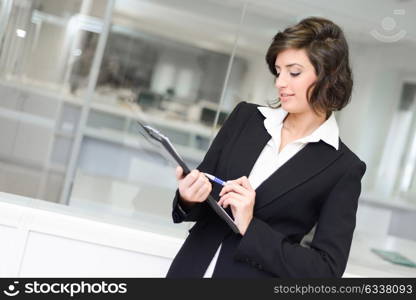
[203,106,339,277]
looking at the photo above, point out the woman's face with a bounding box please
[274,48,317,115]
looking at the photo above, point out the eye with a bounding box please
[290,72,300,77]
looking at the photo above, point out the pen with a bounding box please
[204,173,226,186]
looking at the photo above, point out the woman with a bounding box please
[166,17,366,278]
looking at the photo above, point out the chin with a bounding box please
[280,101,295,112]
[280,100,308,114]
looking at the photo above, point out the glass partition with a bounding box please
[0,0,109,203]
[68,0,247,237]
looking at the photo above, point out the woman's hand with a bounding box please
[217,176,255,235]
[176,166,212,207]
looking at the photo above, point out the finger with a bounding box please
[179,173,209,203]
[241,176,253,190]
[188,173,209,196]
[219,183,247,197]
[182,169,200,187]
[178,170,200,199]
[195,181,212,202]
[175,166,184,180]
[234,176,253,191]
[222,196,241,209]
[217,195,229,206]
[226,177,248,188]
[222,192,244,201]
[219,192,244,208]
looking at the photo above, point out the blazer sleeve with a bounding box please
[234,161,366,278]
[172,101,247,223]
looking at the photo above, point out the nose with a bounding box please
[275,74,288,89]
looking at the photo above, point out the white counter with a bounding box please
[0,192,183,277]
[0,192,415,277]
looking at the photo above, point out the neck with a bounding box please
[282,110,327,138]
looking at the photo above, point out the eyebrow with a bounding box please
[275,63,304,69]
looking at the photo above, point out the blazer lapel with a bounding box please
[226,110,270,181]
[254,141,344,210]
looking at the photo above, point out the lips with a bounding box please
[280,93,295,101]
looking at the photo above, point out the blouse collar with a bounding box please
[257,106,339,150]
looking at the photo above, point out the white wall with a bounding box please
[338,42,416,191]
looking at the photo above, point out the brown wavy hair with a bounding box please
[266,17,353,118]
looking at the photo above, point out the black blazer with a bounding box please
[166,101,366,278]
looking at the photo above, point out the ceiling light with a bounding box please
[16,29,26,38]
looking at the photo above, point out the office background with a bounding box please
[0,0,416,276]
